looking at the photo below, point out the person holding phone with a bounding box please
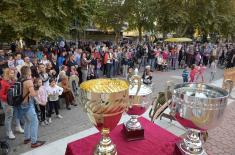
[46,78,63,123]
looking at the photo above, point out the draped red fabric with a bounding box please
[65,117,181,155]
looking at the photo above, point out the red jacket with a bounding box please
[104,52,109,64]
[0,79,12,102]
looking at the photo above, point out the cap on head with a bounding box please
[145,65,151,69]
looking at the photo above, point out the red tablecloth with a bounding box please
[65,117,181,155]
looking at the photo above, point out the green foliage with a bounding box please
[155,0,235,38]
[125,0,157,41]
[0,0,97,42]
[94,0,127,32]
[0,0,234,42]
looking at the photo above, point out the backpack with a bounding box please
[7,79,29,106]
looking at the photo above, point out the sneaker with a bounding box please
[8,131,15,140]
[41,122,46,126]
[48,118,52,124]
[72,103,77,106]
[15,126,24,134]
[57,115,63,119]
[31,141,46,148]
[66,106,71,110]
[44,120,49,125]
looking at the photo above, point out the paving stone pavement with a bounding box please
[204,100,235,155]
[0,67,226,155]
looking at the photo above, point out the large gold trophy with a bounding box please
[80,79,129,155]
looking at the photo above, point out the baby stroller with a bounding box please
[0,104,10,155]
[0,140,10,155]
[69,75,80,97]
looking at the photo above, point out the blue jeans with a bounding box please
[171,58,177,69]
[148,58,155,69]
[106,63,113,78]
[113,61,118,77]
[18,98,39,144]
[183,77,188,83]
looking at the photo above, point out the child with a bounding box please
[127,67,134,82]
[34,78,48,126]
[210,59,217,82]
[142,66,153,85]
[190,64,198,82]
[46,78,63,123]
[182,66,189,83]
[7,55,15,69]
[196,64,206,82]
[38,63,50,87]
[70,66,78,76]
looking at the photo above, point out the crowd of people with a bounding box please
[0,40,235,149]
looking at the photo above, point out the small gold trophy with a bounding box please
[80,79,129,155]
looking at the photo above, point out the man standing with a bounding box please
[105,48,113,78]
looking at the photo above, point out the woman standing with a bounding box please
[80,52,91,82]
[19,66,45,148]
[0,68,24,139]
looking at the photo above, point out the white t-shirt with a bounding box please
[15,59,24,66]
[46,85,63,101]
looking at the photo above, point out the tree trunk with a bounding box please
[115,31,120,45]
[138,25,142,43]
[163,32,167,38]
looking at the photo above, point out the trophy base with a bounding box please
[122,124,144,141]
[175,141,207,155]
[94,128,117,155]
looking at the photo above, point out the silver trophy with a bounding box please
[123,68,152,141]
[170,81,233,155]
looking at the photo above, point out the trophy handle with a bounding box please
[223,79,234,98]
[166,81,175,115]
[130,75,141,96]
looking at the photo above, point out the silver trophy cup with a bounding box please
[170,81,233,155]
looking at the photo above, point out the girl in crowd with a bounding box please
[19,66,45,148]
[127,67,134,82]
[40,55,49,66]
[7,55,15,69]
[70,66,78,76]
[38,63,50,87]
[0,68,24,139]
[46,78,63,123]
[196,64,207,82]
[189,64,198,82]
[34,78,48,126]
[142,66,153,85]
[46,62,57,79]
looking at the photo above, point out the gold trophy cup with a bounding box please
[80,79,129,155]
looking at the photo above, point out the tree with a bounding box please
[94,0,128,44]
[0,0,97,43]
[155,0,189,38]
[126,0,157,42]
[153,0,235,40]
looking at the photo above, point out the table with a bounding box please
[65,117,181,155]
